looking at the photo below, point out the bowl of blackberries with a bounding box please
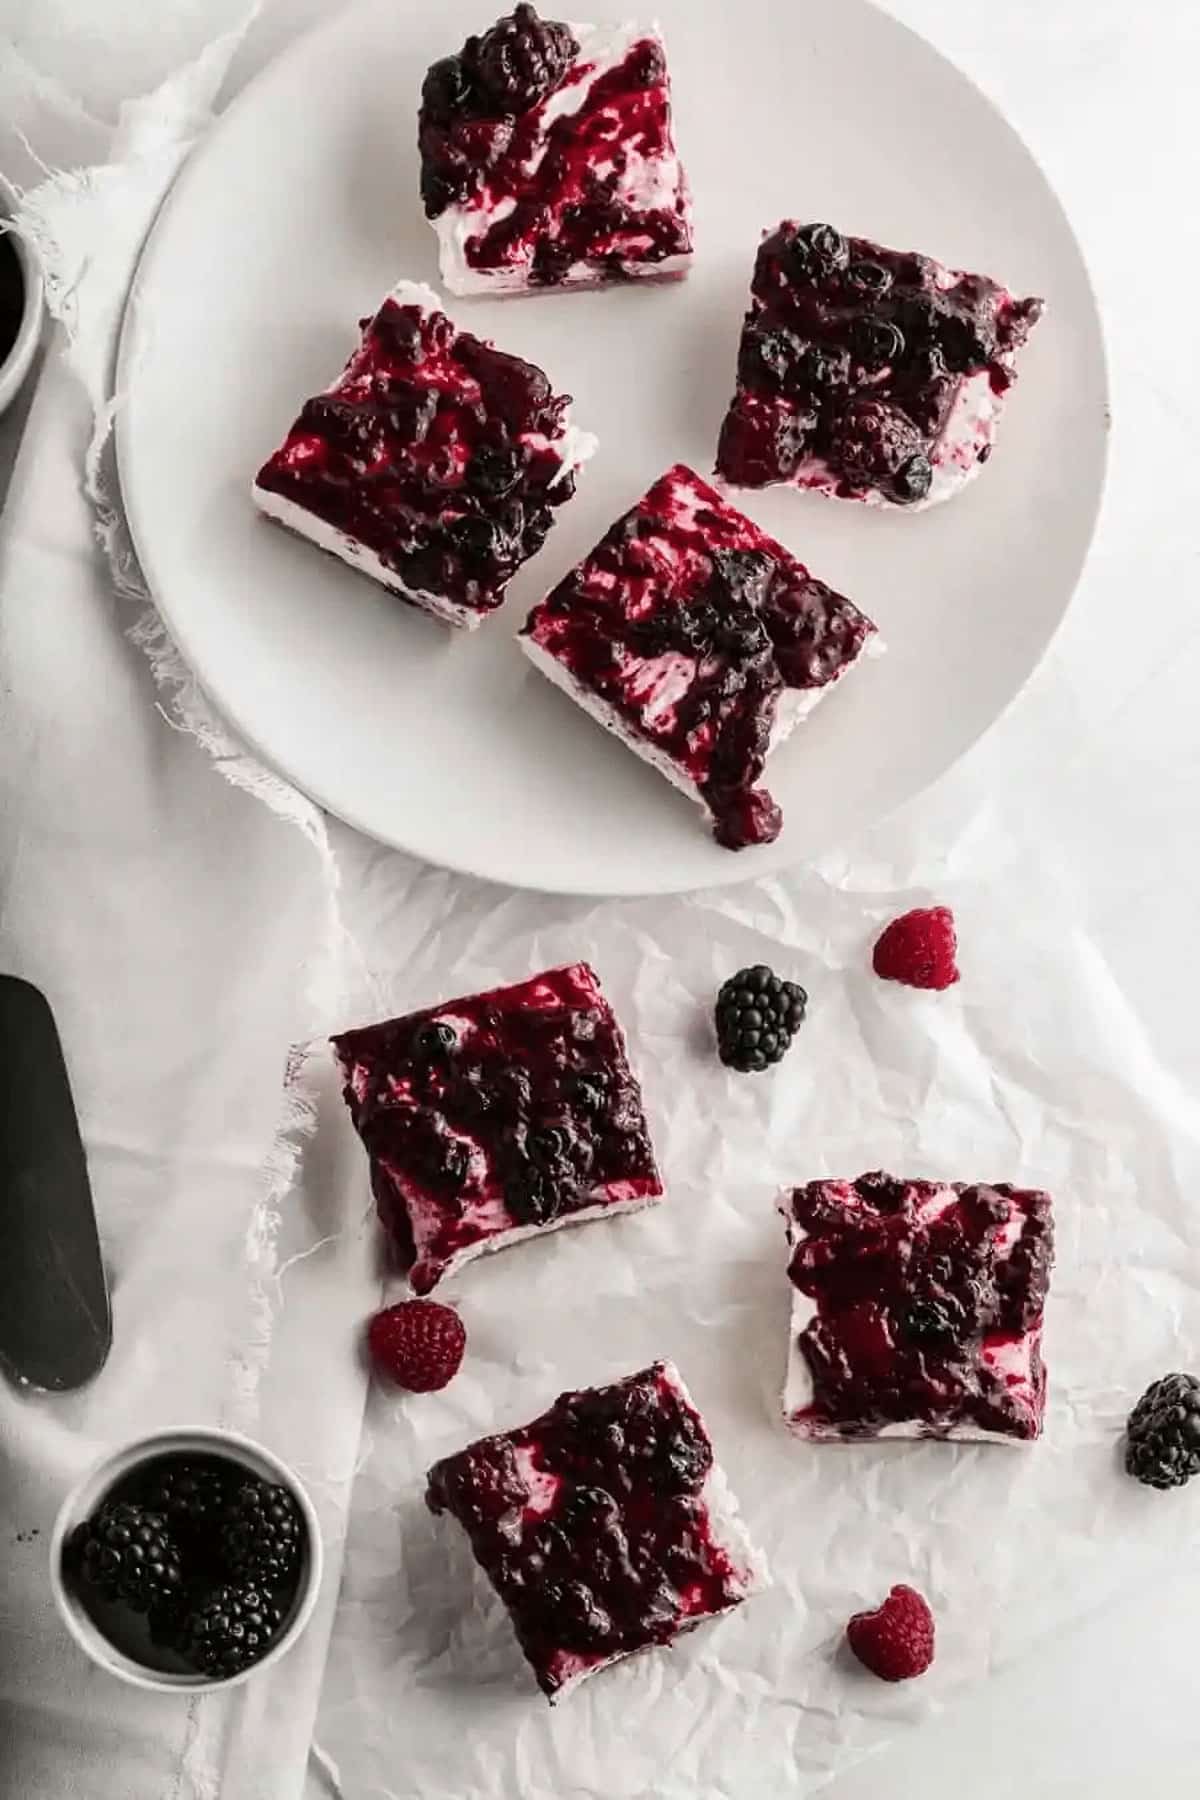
[51,1428,323,1691]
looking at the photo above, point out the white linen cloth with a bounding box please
[0,2,1198,1796]
[0,12,376,1799]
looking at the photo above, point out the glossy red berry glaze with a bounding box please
[426,1362,754,1698]
[717,221,1043,504]
[522,464,876,849]
[255,294,581,618]
[333,964,661,1294]
[782,1173,1054,1441]
[419,9,692,286]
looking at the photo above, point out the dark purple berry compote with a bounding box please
[418,7,693,296]
[252,281,593,628]
[780,1173,1054,1442]
[716,222,1044,508]
[426,1360,768,1699]
[332,963,662,1294]
[521,463,878,850]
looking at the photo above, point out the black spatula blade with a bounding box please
[0,976,111,1390]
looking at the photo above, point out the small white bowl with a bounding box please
[0,172,44,418]
[50,1426,324,1693]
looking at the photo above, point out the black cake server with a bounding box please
[0,975,111,1390]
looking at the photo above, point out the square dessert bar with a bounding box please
[418,6,693,295]
[716,221,1044,508]
[521,463,879,850]
[332,963,662,1294]
[426,1360,769,1699]
[253,280,594,627]
[780,1173,1054,1442]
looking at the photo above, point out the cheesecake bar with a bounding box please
[418,6,693,296]
[717,222,1043,508]
[253,280,594,626]
[780,1172,1054,1442]
[520,463,878,849]
[332,963,662,1293]
[426,1360,769,1699]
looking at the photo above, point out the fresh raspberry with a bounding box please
[872,906,959,990]
[846,1584,935,1681]
[367,1300,466,1392]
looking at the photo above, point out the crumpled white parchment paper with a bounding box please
[292,813,1200,1800]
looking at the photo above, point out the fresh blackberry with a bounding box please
[1125,1372,1200,1489]
[219,1481,304,1590]
[133,1457,235,1561]
[71,1503,185,1615]
[715,965,807,1072]
[175,1582,283,1679]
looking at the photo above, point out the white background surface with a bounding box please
[1,3,1199,1797]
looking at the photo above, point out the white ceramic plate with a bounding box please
[118,0,1106,895]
